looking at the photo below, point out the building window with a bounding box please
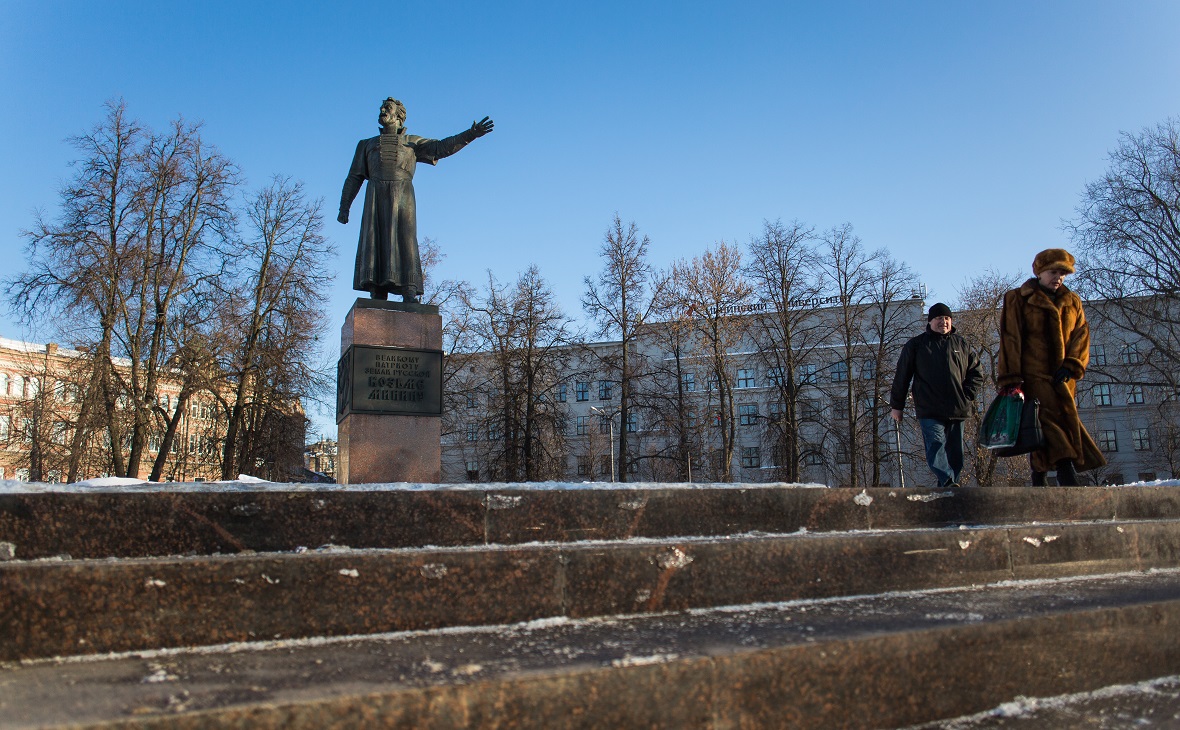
[598,415,611,434]
[575,416,589,436]
[738,404,758,426]
[835,445,850,464]
[0,415,7,440]
[681,372,696,392]
[577,457,591,477]
[598,455,612,476]
[707,373,719,391]
[1091,344,1107,367]
[1133,428,1152,451]
[860,360,876,380]
[488,423,502,441]
[466,393,479,409]
[831,361,848,382]
[804,448,823,466]
[741,446,761,468]
[1104,473,1124,486]
[1093,384,1112,407]
[1120,343,1143,365]
[1098,429,1118,452]
[801,399,821,420]
[799,364,817,384]
[466,424,479,442]
[465,461,479,481]
[1138,472,1158,483]
[0,373,7,395]
[598,381,613,400]
[736,369,756,389]
[626,412,638,433]
[575,381,589,401]
[767,402,786,424]
[771,443,786,467]
[557,383,568,402]
[832,398,849,420]
[1127,385,1145,405]
[767,367,784,387]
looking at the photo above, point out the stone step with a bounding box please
[5,569,1180,729]
[3,485,1178,560]
[5,518,1180,662]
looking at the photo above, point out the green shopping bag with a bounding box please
[980,392,1023,450]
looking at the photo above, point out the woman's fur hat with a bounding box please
[1033,248,1076,276]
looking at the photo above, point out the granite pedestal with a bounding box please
[337,300,442,484]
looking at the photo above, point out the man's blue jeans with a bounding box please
[918,418,964,487]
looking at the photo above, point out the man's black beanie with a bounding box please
[928,303,952,321]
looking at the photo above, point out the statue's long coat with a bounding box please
[997,278,1106,473]
[340,128,476,297]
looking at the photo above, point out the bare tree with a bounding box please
[742,219,827,482]
[859,252,920,486]
[1069,118,1180,391]
[8,100,146,481]
[117,118,238,478]
[669,241,753,481]
[218,176,333,480]
[462,267,577,481]
[814,224,880,488]
[582,216,667,481]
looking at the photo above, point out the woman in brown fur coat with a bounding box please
[996,248,1106,485]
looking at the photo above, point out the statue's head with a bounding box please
[378,98,407,132]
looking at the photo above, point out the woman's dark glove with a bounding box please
[1053,367,1072,385]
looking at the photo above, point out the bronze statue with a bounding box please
[339,98,493,302]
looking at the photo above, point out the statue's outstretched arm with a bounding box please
[415,117,494,165]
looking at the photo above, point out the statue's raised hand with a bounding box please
[471,116,494,137]
[338,210,349,225]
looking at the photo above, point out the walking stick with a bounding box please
[894,420,906,489]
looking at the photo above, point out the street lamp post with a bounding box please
[589,406,617,483]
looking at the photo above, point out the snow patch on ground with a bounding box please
[923,675,1180,728]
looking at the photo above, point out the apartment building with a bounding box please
[0,337,226,482]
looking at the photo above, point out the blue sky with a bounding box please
[3,1,1179,434]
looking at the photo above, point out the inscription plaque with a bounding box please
[336,344,443,422]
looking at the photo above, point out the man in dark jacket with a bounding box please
[889,303,984,487]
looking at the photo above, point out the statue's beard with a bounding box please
[379,113,404,131]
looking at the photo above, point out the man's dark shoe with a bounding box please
[1032,470,1047,486]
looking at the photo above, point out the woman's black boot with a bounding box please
[1031,470,1047,486]
[1055,459,1081,486]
